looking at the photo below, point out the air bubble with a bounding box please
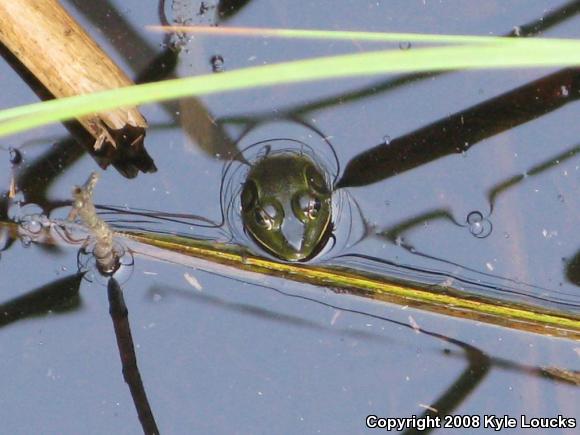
[9,147,22,165]
[466,211,492,238]
[77,241,134,285]
[25,219,41,234]
[467,211,483,225]
[469,220,483,236]
[210,55,224,72]
[19,213,50,235]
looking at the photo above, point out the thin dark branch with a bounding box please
[402,333,491,435]
[337,69,580,188]
[107,278,160,435]
[0,273,83,328]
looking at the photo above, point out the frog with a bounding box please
[240,152,333,262]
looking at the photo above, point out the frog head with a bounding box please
[240,153,332,261]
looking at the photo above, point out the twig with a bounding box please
[0,0,149,159]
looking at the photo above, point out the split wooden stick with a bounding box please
[0,0,148,152]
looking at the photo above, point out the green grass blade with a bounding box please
[147,25,551,44]
[1,40,580,138]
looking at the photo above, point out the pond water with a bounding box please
[1,0,579,434]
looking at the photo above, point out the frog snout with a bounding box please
[281,214,305,253]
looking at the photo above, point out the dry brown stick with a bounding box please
[0,0,148,151]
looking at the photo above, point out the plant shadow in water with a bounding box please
[2,2,580,433]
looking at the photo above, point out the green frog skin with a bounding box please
[240,153,332,261]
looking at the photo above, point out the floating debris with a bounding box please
[69,172,119,275]
[184,272,203,290]
[198,1,209,15]
[438,277,455,288]
[152,293,162,303]
[20,235,32,247]
[8,176,16,199]
[541,367,580,386]
[330,310,341,325]
[541,228,558,239]
[408,315,421,333]
[418,403,439,413]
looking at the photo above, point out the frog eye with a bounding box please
[255,202,282,230]
[293,191,322,222]
[241,179,258,211]
[304,164,329,195]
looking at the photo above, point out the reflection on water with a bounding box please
[58,115,579,317]
[1,0,580,433]
[4,23,579,313]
